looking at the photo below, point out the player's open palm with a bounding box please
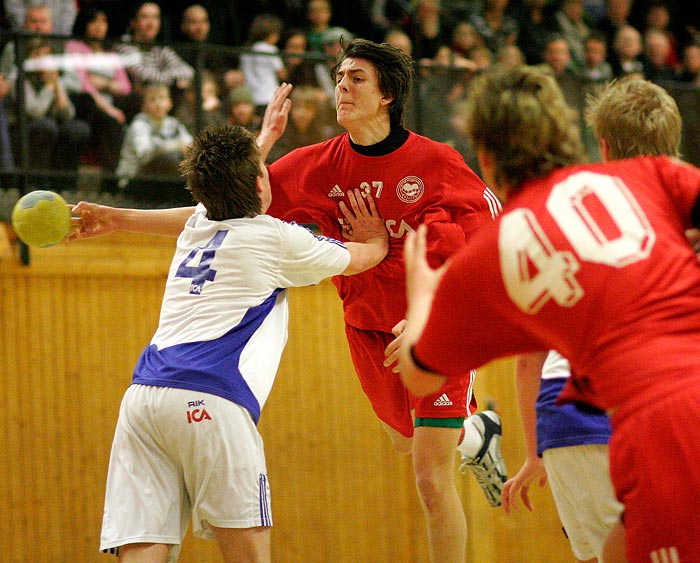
[339,189,387,243]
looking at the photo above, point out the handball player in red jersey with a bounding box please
[400,66,700,563]
[257,38,505,563]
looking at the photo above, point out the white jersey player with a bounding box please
[88,125,389,563]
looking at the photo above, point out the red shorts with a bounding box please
[609,385,700,562]
[345,325,476,438]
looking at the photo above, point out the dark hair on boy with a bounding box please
[330,38,414,129]
[180,126,262,221]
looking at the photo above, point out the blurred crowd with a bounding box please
[1,0,700,205]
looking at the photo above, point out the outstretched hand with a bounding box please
[502,457,548,515]
[68,201,120,240]
[338,189,387,242]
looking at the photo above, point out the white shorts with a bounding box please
[100,384,272,554]
[542,444,623,561]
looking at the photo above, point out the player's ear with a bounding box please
[598,138,610,163]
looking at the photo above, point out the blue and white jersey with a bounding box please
[132,205,351,423]
[535,350,612,455]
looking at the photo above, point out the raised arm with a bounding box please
[502,351,548,514]
[257,82,293,163]
[70,202,195,239]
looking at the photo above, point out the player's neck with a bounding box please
[345,118,391,147]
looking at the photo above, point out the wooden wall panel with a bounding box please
[0,231,572,563]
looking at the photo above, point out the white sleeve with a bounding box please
[277,221,350,287]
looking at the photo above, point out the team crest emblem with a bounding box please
[396,176,424,203]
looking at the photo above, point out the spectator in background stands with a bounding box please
[305,0,333,53]
[449,21,483,59]
[116,2,194,120]
[642,0,680,69]
[0,4,52,182]
[1,4,90,189]
[537,34,584,124]
[581,31,613,81]
[677,42,700,85]
[641,28,678,83]
[496,44,525,68]
[610,24,644,77]
[280,27,320,89]
[239,13,286,117]
[225,87,261,134]
[0,3,54,83]
[551,0,591,70]
[175,4,240,96]
[5,37,90,191]
[4,0,76,35]
[174,69,226,136]
[64,7,131,175]
[116,82,193,203]
[469,0,518,57]
[383,26,413,56]
[402,0,449,59]
[595,0,633,57]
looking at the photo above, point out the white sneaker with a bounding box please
[459,410,507,507]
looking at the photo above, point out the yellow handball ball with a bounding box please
[11,190,72,248]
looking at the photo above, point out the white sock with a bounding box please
[457,416,483,459]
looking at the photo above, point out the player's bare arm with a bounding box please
[502,351,549,515]
[399,224,448,396]
[257,82,293,163]
[70,202,194,239]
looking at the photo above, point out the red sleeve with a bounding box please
[413,231,539,377]
[416,150,495,268]
[266,150,317,225]
[658,157,700,227]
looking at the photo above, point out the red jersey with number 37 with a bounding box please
[267,131,499,332]
[414,156,700,412]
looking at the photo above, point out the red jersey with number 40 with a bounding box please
[414,156,700,413]
[267,131,499,332]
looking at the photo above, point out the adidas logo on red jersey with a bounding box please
[328,185,345,197]
[434,393,453,406]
